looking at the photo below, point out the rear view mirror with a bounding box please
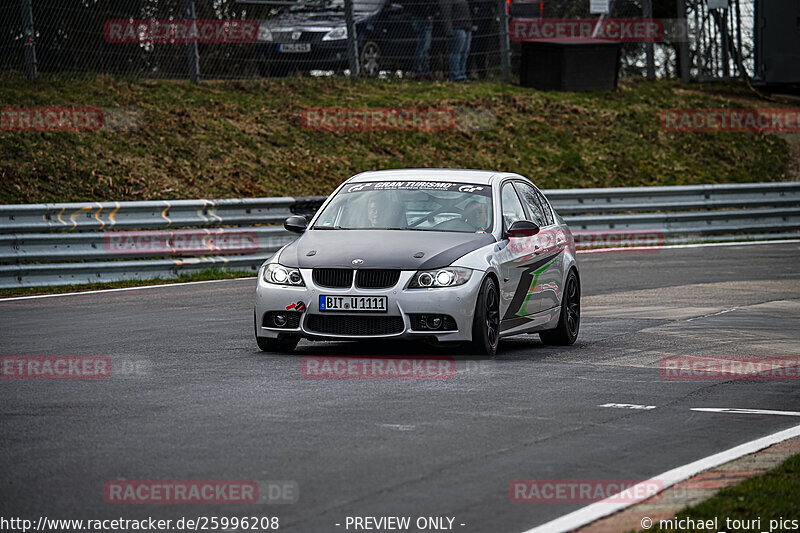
[507,220,540,238]
[284,215,308,234]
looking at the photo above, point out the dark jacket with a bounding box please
[468,0,493,31]
[438,0,472,34]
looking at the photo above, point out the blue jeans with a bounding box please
[411,17,433,76]
[449,29,471,81]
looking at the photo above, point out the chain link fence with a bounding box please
[0,0,757,83]
[0,0,508,80]
[684,0,753,81]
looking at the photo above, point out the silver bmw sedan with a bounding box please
[254,169,580,356]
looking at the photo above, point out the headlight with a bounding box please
[408,267,472,288]
[263,263,304,286]
[321,26,347,41]
[257,25,273,42]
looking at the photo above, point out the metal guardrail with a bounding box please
[550,182,800,237]
[0,227,292,262]
[1,182,798,289]
[547,182,800,214]
[0,196,319,289]
[0,197,323,233]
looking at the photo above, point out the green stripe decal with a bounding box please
[516,257,558,317]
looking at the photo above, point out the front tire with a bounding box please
[468,276,500,356]
[539,269,580,346]
[360,41,381,78]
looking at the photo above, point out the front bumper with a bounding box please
[254,268,483,342]
[256,41,350,70]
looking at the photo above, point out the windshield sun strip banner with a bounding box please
[342,182,491,196]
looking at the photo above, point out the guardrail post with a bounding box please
[345,0,359,79]
[20,0,38,81]
[643,0,655,80]
[184,0,200,84]
[677,0,690,83]
[497,0,511,82]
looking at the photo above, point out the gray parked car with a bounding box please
[254,169,580,355]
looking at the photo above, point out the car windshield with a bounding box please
[290,0,381,12]
[312,181,494,233]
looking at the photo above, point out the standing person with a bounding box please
[405,0,437,79]
[439,0,472,81]
[467,0,493,79]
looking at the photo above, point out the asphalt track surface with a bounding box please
[2,242,799,533]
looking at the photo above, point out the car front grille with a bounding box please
[355,269,401,289]
[272,31,320,43]
[306,314,405,336]
[313,268,353,288]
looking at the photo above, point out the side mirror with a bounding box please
[284,215,308,234]
[507,220,540,238]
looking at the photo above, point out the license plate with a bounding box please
[279,43,311,53]
[319,295,388,312]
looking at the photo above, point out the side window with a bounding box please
[534,187,555,226]
[514,182,554,227]
[513,182,546,227]
[501,182,527,230]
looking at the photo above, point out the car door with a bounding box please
[513,181,564,312]
[497,181,550,329]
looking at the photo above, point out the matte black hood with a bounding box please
[278,230,496,270]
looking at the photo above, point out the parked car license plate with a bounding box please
[320,295,388,312]
[279,43,311,53]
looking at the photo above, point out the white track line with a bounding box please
[2,238,798,302]
[692,408,800,417]
[599,403,656,410]
[0,277,256,302]
[521,422,800,533]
